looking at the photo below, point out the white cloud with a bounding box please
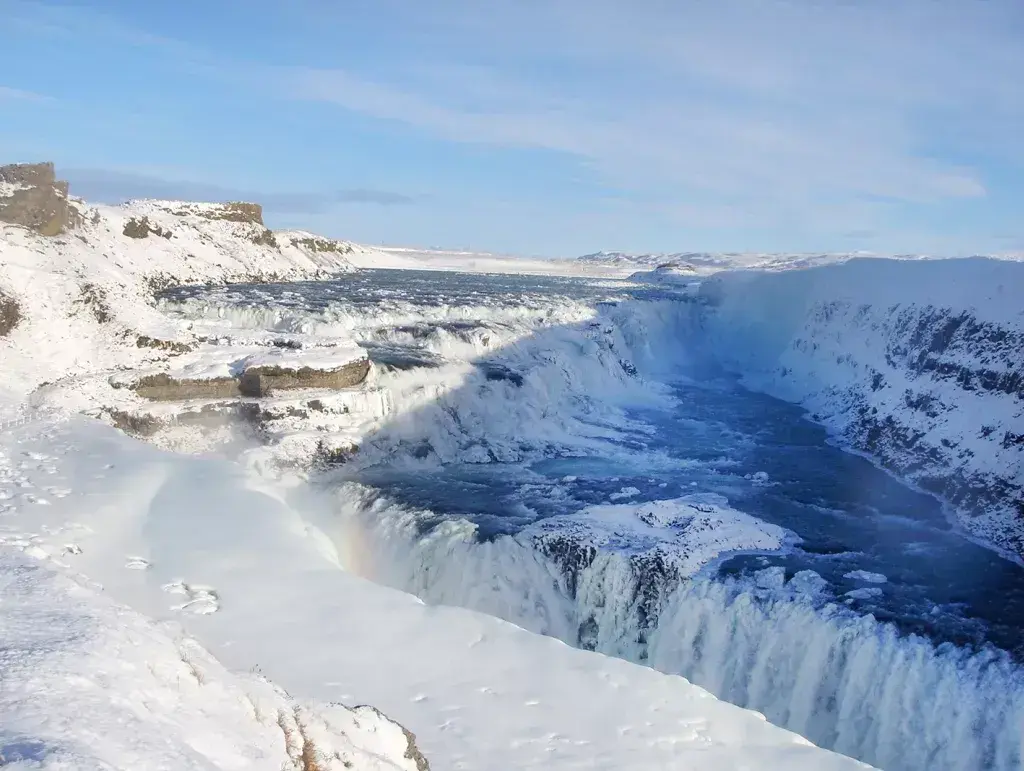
[8,0,1021,248]
[0,85,52,102]
[277,0,1022,230]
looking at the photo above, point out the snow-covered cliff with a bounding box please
[0,191,368,395]
[692,257,1024,558]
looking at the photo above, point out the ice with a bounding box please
[609,485,641,500]
[845,587,884,600]
[239,341,366,371]
[845,570,888,584]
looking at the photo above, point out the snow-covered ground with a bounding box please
[354,245,637,277]
[1,188,875,769]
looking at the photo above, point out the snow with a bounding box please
[352,245,638,278]
[0,550,423,771]
[525,494,790,580]
[0,198,364,397]
[0,180,33,197]
[240,342,367,372]
[609,485,642,500]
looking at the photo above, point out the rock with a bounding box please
[238,358,370,397]
[291,235,352,254]
[249,227,277,247]
[123,216,171,239]
[104,408,164,437]
[218,201,264,224]
[124,358,369,401]
[136,335,192,354]
[0,162,81,235]
[0,289,21,336]
[166,201,265,225]
[127,373,242,401]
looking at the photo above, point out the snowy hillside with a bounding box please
[576,249,996,275]
[689,257,1024,557]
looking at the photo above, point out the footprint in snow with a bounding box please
[163,580,220,615]
[125,556,150,570]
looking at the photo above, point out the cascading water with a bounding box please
[160,268,1024,771]
[329,483,1024,771]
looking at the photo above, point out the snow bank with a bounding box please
[694,257,1024,557]
[0,551,424,770]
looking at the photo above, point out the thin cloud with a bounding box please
[63,168,417,212]
[0,85,53,102]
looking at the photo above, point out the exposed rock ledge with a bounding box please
[0,161,82,235]
[126,357,371,400]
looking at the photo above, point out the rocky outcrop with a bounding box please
[164,200,265,225]
[123,216,172,239]
[123,352,371,401]
[0,290,20,336]
[291,235,353,254]
[239,358,371,397]
[0,162,81,235]
[128,373,242,401]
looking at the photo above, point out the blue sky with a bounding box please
[2,0,1022,257]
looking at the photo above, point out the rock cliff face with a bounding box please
[0,162,81,235]
[697,258,1024,558]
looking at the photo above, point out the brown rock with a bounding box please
[128,373,242,401]
[169,201,265,225]
[136,335,192,354]
[0,290,21,337]
[0,162,81,235]
[123,216,171,239]
[239,359,370,397]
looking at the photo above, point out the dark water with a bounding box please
[352,371,1024,656]
[160,268,681,311]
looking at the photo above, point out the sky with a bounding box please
[1,0,1022,257]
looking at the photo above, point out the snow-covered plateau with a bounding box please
[2,163,1023,770]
